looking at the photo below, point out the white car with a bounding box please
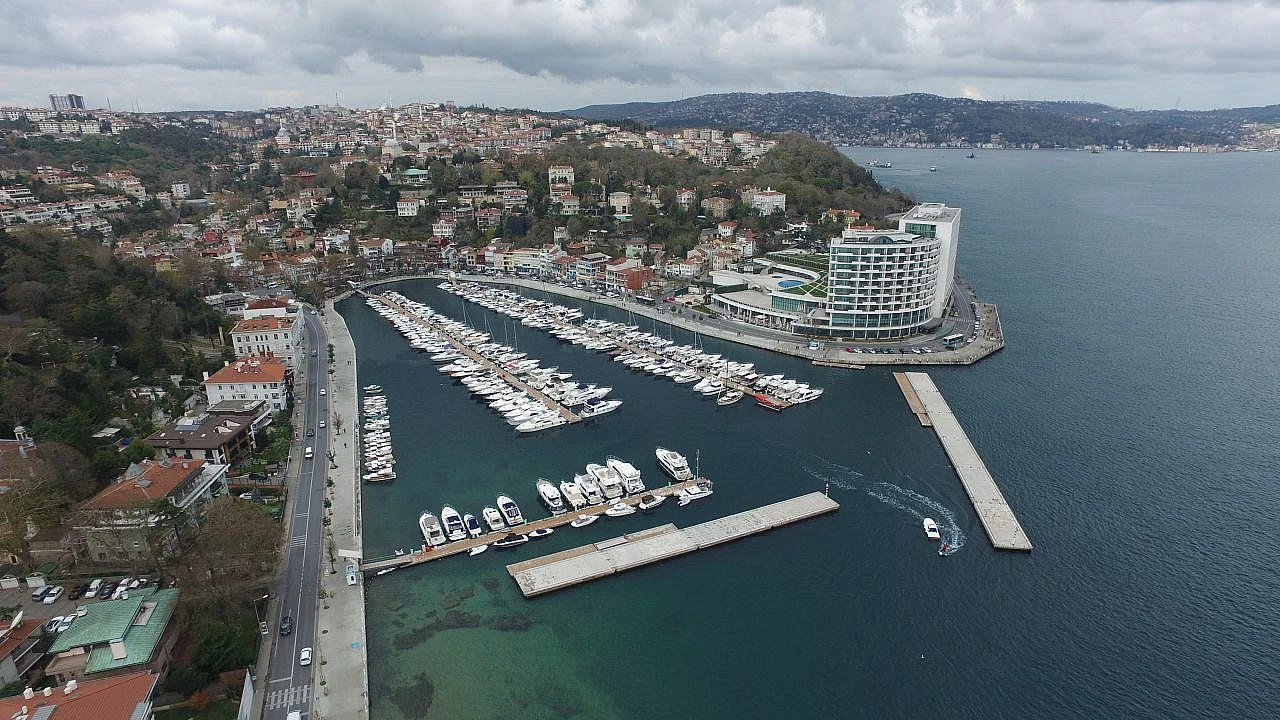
[42,586,65,604]
[318,419,326,428]
[57,615,75,633]
[319,388,326,396]
[299,647,313,666]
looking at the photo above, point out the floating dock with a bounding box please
[507,492,840,597]
[900,372,1032,551]
[893,371,932,426]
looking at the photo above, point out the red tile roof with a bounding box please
[204,356,287,385]
[231,316,294,333]
[0,671,157,719]
[81,460,205,510]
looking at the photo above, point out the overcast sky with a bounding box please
[3,0,1278,113]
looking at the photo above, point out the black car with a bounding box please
[67,583,89,601]
[279,615,294,636]
[306,428,315,437]
[97,581,116,600]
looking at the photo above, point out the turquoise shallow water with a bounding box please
[346,148,1280,719]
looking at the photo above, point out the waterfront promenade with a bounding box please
[312,303,370,718]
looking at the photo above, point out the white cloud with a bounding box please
[2,0,1279,111]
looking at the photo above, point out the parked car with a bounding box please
[96,581,116,600]
[44,616,63,634]
[85,578,103,597]
[30,586,50,602]
[42,586,65,604]
[280,615,294,636]
[56,615,75,633]
[298,647,312,666]
[67,583,89,601]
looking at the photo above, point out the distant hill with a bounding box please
[566,92,1280,148]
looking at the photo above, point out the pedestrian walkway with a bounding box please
[310,302,370,719]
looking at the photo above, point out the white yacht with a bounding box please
[579,398,622,419]
[559,479,587,509]
[418,512,446,547]
[570,514,598,528]
[576,472,604,505]
[536,479,567,515]
[482,506,506,532]
[586,462,625,500]
[605,501,636,517]
[441,505,467,541]
[655,447,693,481]
[606,456,645,495]
[497,495,525,526]
[516,415,568,433]
[637,493,666,511]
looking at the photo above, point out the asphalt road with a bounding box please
[261,309,329,719]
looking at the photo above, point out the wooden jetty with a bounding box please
[900,372,1032,551]
[358,476,708,574]
[893,371,933,426]
[507,492,840,597]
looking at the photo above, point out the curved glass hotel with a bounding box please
[711,203,961,339]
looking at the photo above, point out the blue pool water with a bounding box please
[777,279,804,288]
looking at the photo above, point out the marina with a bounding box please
[359,472,712,574]
[900,371,1032,551]
[441,280,819,409]
[506,491,840,597]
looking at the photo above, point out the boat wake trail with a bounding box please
[796,453,965,555]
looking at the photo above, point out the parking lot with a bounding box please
[3,576,162,634]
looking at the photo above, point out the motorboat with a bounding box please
[923,518,941,541]
[536,479,567,515]
[578,398,622,419]
[637,494,666,511]
[482,506,505,532]
[463,513,483,538]
[418,512,446,547]
[605,501,636,517]
[528,527,554,539]
[497,495,525,526]
[468,545,488,556]
[492,533,528,549]
[655,447,693,481]
[716,389,744,406]
[586,462,625,499]
[677,481,714,506]
[516,415,568,433]
[576,472,604,505]
[441,505,467,541]
[606,456,645,495]
[570,514,598,528]
[559,479,587,509]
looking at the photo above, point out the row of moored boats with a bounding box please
[365,292,621,432]
[440,281,823,406]
[416,447,713,555]
[361,387,396,482]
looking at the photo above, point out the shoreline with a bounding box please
[344,274,1004,367]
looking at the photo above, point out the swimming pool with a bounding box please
[777,279,805,289]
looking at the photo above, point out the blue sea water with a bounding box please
[342,148,1280,719]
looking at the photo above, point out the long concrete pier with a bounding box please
[507,492,840,597]
[901,372,1032,551]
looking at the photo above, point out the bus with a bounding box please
[941,333,964,349]
[634,295,655,306]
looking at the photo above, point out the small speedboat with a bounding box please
[923,518,941,541]
[605,502,636,517]
[637,494,666,511]
[418,512,446,547]
[463,513,483,538]
[492,533,528,549]
[570,514,598,528]
[677,482,714,506]
[441,505,467,541]
[528,527,554,539]
[536,478,567,515]
[482,506,505,532]
[468,545,488,556]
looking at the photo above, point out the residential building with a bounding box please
[751,187,787,214]
[608,192,631,216]
[242,296,293,319]
[74,459,228,563]
[576,252,611,286]
[230,316,301,367]
[548,165,575,186]
[170,182,190,200]
[49,93,86,111]
[701,196,733,219]
[555,195,580,215]
[0,619,43,687]
[396,199,420,216]
[604,257,652,292]
[202,355,290,413]
[146,407,262,465]
[0,672,158,719]
[898,202,962,319]
[45,589,180,682]
[675,188,697,211]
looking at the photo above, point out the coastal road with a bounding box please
[261,309,329,719]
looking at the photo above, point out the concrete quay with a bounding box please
[311,302,370,719]
[508,492,840,597]
[901,372,1033,552]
